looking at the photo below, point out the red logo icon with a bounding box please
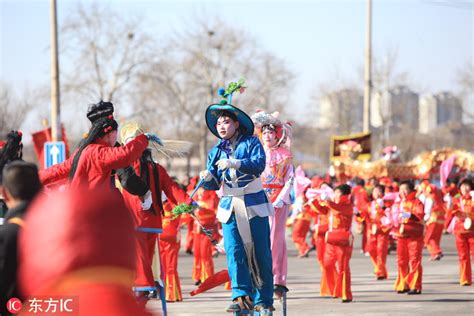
[7,298,22,314]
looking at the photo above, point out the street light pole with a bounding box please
[50,0,61,141]
[363,0,372,133]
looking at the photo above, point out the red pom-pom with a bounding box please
[17,131,23,136]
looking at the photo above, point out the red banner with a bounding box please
[31,126,70,169]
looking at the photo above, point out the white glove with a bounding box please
[377,198,384,208]
[470,191,474,200]
[216,159,241,170]
[273,199,284,209]
[141,190,153,211]
[320,193,329,201]
[400,212,411,220]
[199,170,212,182]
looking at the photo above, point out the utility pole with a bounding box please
[50,0,61,141]
[363,0,372,133]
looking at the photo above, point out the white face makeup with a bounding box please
[262,129,277,148]
[216,116,239,140]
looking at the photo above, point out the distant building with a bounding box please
[419,92,463,134]
[318,88,363,134]
[371,85,419,136]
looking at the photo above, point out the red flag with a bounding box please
[190,269,230,296]
[31,125,70,169]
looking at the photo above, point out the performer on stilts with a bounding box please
[200,81,275,315]
[119,122,191,302]
[251,110,294,299]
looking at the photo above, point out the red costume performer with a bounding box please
[119,123,190,290]
[39,118,148,189]
[192,188,219,285]
[19,188,152,316]
[311,184,353,303]
[449,178,474,286]
[183,176,199,254]
[366,185,393,280]
[419,182,446,261]
[394,181,425,294]
[352,179,370,253]
[160,199,183,301]
[292,205,312,258]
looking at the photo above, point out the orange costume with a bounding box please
[450,193,474,286]
[192,189,219,284]
[311,195,353,302]
[352,185,370,253]
[159,200,183,301]
[291,194,313,258]
[309,202,332,296]
[420,184,446,260]
[394,192,425,293]
[366,199,393,279]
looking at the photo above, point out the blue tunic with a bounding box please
[203,135,274,223]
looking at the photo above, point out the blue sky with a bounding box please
[0,0,472,122]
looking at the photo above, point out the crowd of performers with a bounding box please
[1,88,473,316]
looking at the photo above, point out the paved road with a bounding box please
[148,232,474,315]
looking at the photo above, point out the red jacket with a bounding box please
[352,185,369,214]
[122,160,189,229]
[450,193,473,233]
[311,195,353,231]
[398,192,424,234]
[39,134,148,190]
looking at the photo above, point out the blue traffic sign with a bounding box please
[44,141,66,168]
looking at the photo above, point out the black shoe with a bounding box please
[376,276,386,280]
[194,280,201,286]
[185,249,193,255]
[342,299,352,303]
[397,289,408,294]
[407,289,421,295]
[273,284,289,300]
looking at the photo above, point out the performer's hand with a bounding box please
[216,158,241,170]
[273,199,284,209]
[320,193,329,201]
[377,198,384,208]
[144,133,163,146]
[470,191,474,200]
[141,190,153,210]
[400,211,411,220]
[199,170,212,181]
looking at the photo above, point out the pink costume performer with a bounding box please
[252,110,294,298]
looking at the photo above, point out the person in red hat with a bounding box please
[310,184,354,303]
[393,180,425,295]
[448,178,474,286]
[18,188,152,316]
[352,178,370,255]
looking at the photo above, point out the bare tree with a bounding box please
[456,60,474,122]
[60,3,152,117]
[0,82,33,136]
[135,18,294,167]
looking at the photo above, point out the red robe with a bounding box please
[121,159,189,287]
[39,134,148,190]
[311,195,353,301]
[394,192,424,292]
[450,194,474,286]
[352,185,370,253]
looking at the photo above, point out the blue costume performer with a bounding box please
[199,81,275,315]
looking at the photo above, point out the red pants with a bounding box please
[135,232,157,286]
[368,233,389,279]
[394,236,423,292]
[323,242,353,301]
[159,239,182,301]
[454,231,474,285]
[424,223,444,257]
[292,219,311,256]
[314,234,334,296]
[361,222,368,253]
[192,233,215,282]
